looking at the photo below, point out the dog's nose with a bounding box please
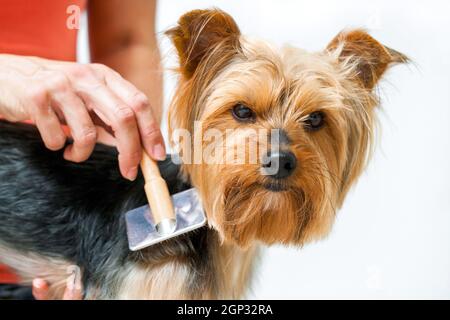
[262,151,297,179]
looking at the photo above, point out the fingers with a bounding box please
[26,62,166,181]
[32,278,49,300]
[30,92,67,151]
[81,83,142,180]
[63,284,82,300]
[63,271,83,300]
[32,277,82,300]
[103,71,166,161]
[52,91,97,163]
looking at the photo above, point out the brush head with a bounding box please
[155,218,177,236]
[125,188,206,251]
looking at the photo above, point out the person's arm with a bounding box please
[88,0,163,123]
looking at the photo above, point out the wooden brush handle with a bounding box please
[140,152,175,225]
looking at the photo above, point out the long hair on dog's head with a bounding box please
[166,9,407,247]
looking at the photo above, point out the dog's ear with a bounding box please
[166,9,241,79]
[326,29,408,89]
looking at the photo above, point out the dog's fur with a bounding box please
[0,9,407,299]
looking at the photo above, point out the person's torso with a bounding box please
[0,0,86,61]
[0,0,87,285]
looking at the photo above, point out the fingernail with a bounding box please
[33,279,45,289]
[152,143,166,161]
[127,166,138,181]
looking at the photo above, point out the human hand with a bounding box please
[32,277,82,300]
[0,54,166,180]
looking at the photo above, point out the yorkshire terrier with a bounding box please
[0,9,407,299]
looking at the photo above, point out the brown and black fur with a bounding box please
[0,9,407,299]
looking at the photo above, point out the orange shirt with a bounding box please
[0,0,86,284]
[0,0,86,61]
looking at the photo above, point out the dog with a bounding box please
[0,9,407,299]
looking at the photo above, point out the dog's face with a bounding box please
[167,9,407,247]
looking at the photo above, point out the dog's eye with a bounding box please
[305,111,325,131]
[231,104,255,122]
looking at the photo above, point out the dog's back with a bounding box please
[0,120,232,299]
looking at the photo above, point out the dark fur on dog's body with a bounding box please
[0,120,247,299]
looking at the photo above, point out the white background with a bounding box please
[79,0,450,299]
